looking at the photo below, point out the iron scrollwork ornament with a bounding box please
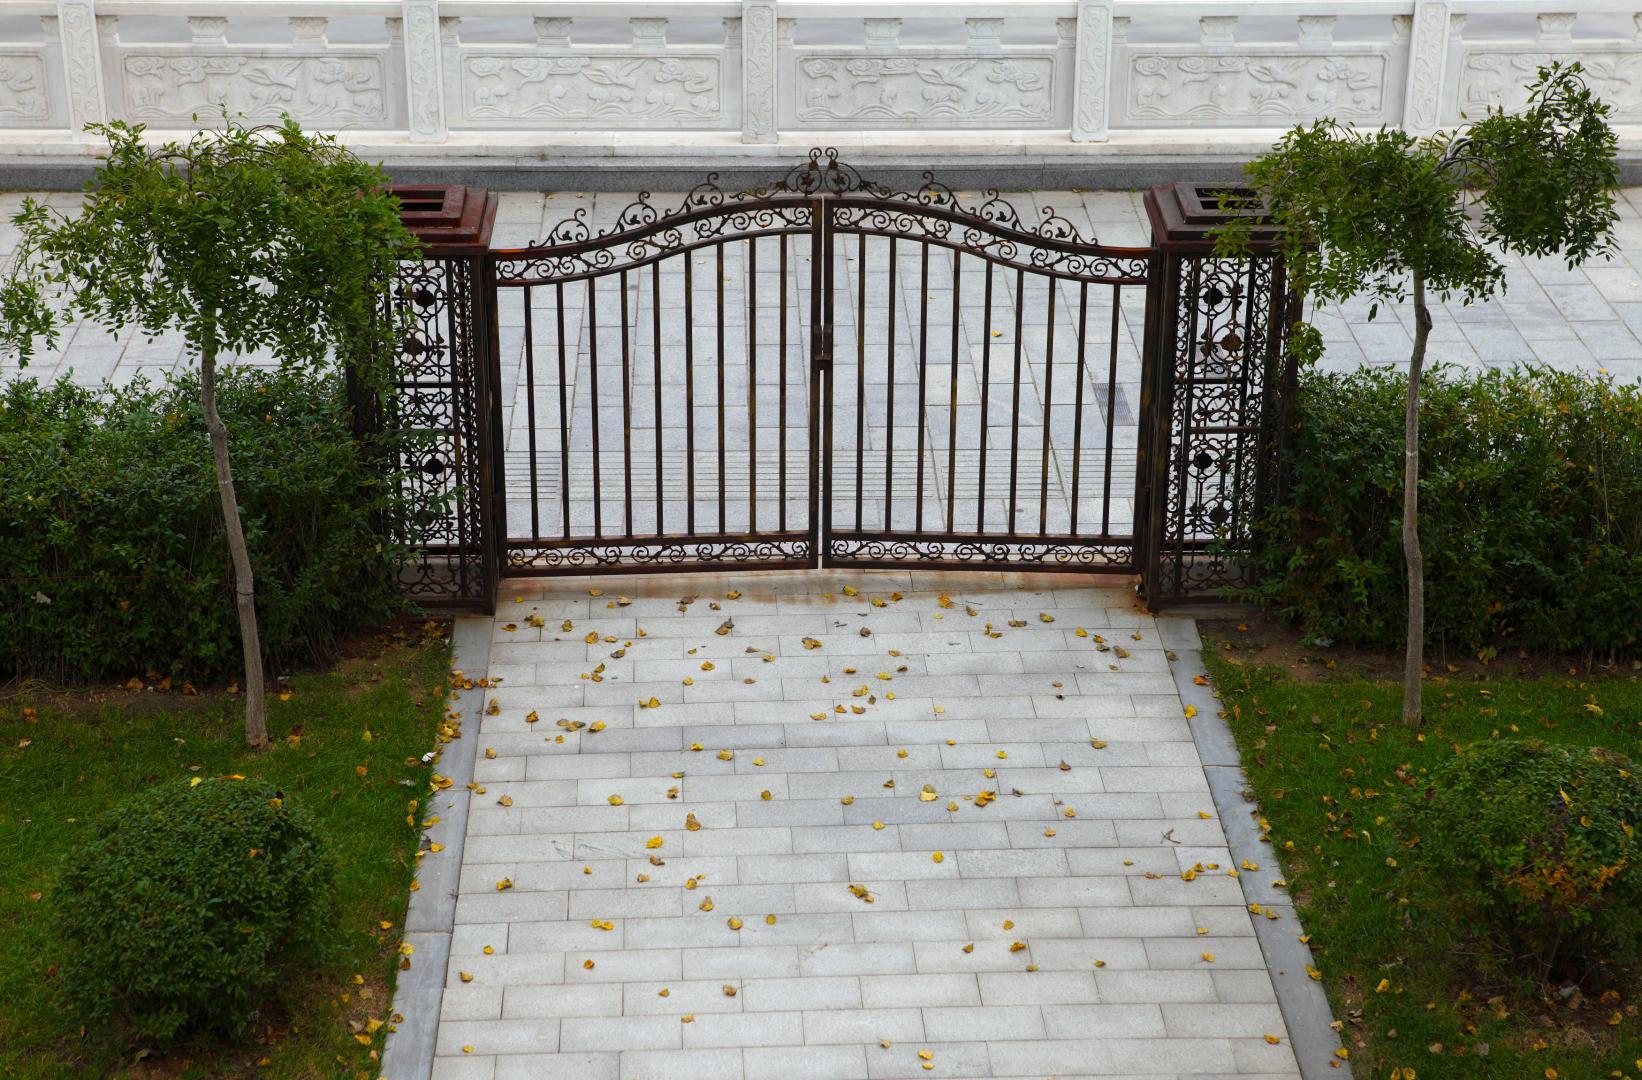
[497,147,1149,285]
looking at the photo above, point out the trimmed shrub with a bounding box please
[0,367,424,683]
[1400,739,1642,978]
[54,777,334,1045]
[1249,364,1642,658]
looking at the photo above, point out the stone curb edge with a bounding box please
[1157,616,1353,1080]
[379,615,492,1080]
[6,151,1642,193]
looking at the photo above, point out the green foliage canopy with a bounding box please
[0,369,426,683]
[54,776,334,1046]
[0,114,415,381]
[1401,739,1642,978]
[1224,63,1619,325]
[1242,364,1642,659]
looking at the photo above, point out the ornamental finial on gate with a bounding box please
[773,147,879,197]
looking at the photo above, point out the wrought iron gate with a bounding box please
[485,149,1155,577]
[489,166,821,574]
[384,153,1299,610]
[821,167,1156,571]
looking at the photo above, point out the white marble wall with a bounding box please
[0,2,1638,155]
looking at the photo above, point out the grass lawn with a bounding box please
[0,629,452,1078]
[1205,641,1642,1080]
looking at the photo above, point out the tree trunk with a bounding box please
[1402,274,1431,727]
[199,319,268,748]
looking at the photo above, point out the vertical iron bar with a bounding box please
[523,285,540,538]
[620,268,633,536]
[946,252,962,533]
[809,199,827,567]
[883,236,897,530]
[717,244,727,534]
[915,242,929,532]
[1071,281,1088,534]
[1102,284,1121,536]
[779,231,789,532]
[1039,275,1056,535]
[855,232,866,531]
[1007,268,1025,537]
[555,282,570,540]
[476,257,504,609]
[747,236,758,533]
[685,256,697,534]
[652,261,664,535]
[1135,248,1170,602]
[587,277,602,538]
[976,261,994,532]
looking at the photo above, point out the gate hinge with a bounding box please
[814,326,833,371]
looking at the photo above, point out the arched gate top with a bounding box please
[490,147,1151,286]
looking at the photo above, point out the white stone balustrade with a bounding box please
[0,1,1637,167]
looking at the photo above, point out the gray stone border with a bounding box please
[0,153,1249,195]
[379,615,491,1080]
[1157,616,1353,1080]
[8,150,1641,193]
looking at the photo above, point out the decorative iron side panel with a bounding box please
[1139,182,1298,607]
[362,184,502,611]
[1161,254,1272,600]
[384,254,494,608]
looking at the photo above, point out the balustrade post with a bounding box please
[741,0,777,144]
[402,0,446,143]
[55,0,106,134]
[1071,0,1114,143]
[1403,0,1453,134]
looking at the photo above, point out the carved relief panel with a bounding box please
[118,53,389,125]
[1459,48,1642,123]
[1120,50,1391,127]
[795,55,1058,125]
[458,54,724,125]
[0,51,50,123]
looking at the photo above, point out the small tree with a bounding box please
[1222,63,1618,725]
[0,117,415,746]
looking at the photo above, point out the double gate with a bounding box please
[383,151,1298,610]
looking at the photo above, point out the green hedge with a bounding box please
[1249,364,1642,658]
[0,368,421,683]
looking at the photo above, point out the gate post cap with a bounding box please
[390,184,498,256]
[1143,182,1283,252]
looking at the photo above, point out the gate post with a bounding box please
[385,184,501,613]
[1136,182,1298,609]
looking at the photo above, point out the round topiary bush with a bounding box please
[1402,739,1642,979]
[54,776,334,1046]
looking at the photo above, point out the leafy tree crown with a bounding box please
[1219,62,1618,318]
[0,114,416,381]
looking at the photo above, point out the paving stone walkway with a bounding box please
[432,570,1302,1080]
